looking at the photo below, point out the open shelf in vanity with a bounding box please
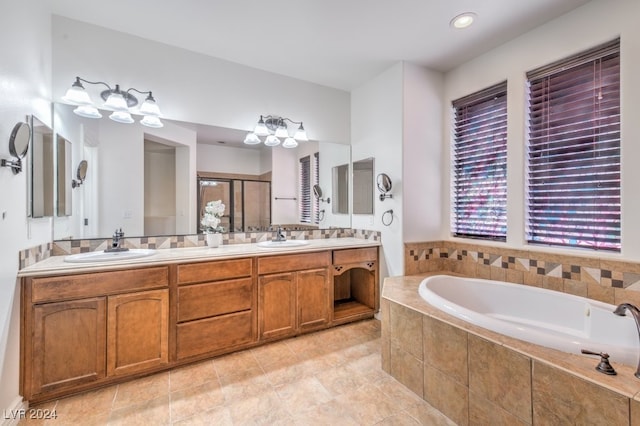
[332,247,378,324]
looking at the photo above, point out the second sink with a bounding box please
[257,240,310,248]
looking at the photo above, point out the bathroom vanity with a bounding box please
[18,238,378,403]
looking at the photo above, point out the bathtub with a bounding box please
[419,275,640,367]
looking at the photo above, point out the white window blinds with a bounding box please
[313,152,319,224]
[452,81,508,241]
[299,155,311,223]
[526,38,620,251]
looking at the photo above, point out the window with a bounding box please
[313,152,320,224]
[526,39,620,251]
[299,155,311,223]
[452,81,508,241]
[299,153,320,224]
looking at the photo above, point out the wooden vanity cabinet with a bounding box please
[175,258,256,360]
[22,267,169,402]
[332,247,378,324]
[21,243,378,403]
[107,289,168,376]
[258,252,331,341]
[30,298,107,395]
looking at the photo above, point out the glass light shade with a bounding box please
[139,99,161,116]
[103,93,129,111]
[282,137,298,149]
[243,132,261,145]
[63,85,92,105]
[109,110,134,124]
[140,115,164,128]
[264,135,281,147]
[254,117,269,136]
[274,125,289,138]
[73,105,102,119]
[294,124,308,141]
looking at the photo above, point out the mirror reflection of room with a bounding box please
[51,103,351,240]
[30,116,54,218]
[197,176,271,233]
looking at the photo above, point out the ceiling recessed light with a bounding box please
[450,12,476,29]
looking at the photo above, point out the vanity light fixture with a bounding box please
[62,77,163,128]
[244,115,308,148]
[450,12,477,29]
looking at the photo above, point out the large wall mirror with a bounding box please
[30,116,54,218]
[52,103,351,240]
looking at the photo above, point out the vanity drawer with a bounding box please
[176,310,255,359]
[31,267,169,303]
[333,247,378,265]
[177,278,253,322]
[258,251,330,275]
[176,258,252,285]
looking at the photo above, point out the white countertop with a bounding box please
[18,237,380,277]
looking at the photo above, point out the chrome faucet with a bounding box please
[105,228,129,252]
[273,225,286,242]
[613,303,640,378]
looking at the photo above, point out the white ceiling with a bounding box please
[50,0,593,92]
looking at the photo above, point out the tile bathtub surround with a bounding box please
[405,241,640,304]
[20,319,456,426]
[41,228,380,257]
[383,274,640,426]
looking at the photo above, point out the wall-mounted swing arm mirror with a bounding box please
[377,173,393,201]
[72,160,88,188]
[313,184,330,204]
[1,121,31,174]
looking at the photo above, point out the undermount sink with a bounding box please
[64,248,157,263]
[257,240,310,248]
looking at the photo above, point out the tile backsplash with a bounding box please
[405,240,640,306]
[19,228,380,270]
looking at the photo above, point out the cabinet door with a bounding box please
[107,289,168,376]
[297,268,330,330]
[31,298,106,396]
[258,273,296,340]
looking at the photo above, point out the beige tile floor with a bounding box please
[22,320,455,425]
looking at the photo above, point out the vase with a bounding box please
[206,233,222,248]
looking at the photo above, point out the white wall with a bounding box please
[318,142,351,228]
[403,63,444,242]
[442,0,640,260]
[271,147,298,224]
[352,61,445,280]
[0,0,51,417]
[52,16,350,145]
[352,63,405,278]
[197,144,263,175]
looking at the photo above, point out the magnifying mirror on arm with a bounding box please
[1,122,31,174]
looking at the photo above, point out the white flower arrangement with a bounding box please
[201,200,225,233]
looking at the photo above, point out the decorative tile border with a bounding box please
[19,242,54,270]
[405,240,640,294]
[19,228,380,268]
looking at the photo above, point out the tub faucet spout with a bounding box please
[613,303,640,379]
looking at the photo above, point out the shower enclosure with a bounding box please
[198,176,271,233]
